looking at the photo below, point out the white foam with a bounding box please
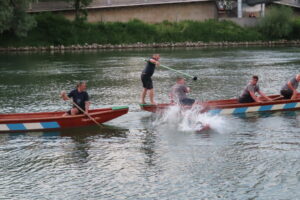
[153,104,231,134]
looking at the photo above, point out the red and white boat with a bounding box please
[0,106,129,133]
[140,94,300,115]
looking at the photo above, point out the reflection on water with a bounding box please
[0,47,300,199]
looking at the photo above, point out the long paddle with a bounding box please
[70,101,103,128]
[160,64,198,81]
[144,59,198,81]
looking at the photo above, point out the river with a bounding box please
[0,47,300,199]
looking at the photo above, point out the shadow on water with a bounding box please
[0,124,128,140]
[233,110,300,120]
[0,125,130,166]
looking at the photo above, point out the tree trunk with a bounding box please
[74,0,80,20]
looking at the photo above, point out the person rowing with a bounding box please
[170,77,197,106]
[280,74,300,100]
[238,75,272,103]
[61,81,90,116]
[141,54,160,105]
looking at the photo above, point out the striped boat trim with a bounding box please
[0,122,60,132]
[208,102,300,115]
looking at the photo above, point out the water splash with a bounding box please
[153,104,230,134]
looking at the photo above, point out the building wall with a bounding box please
[60,2,217,23]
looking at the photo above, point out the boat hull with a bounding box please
[140,95,300,115]
[0,106,129,133]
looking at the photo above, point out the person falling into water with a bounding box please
[60,81,90,116]
[170,77,209,131]
[280,74,300,100]
[169,77,197,106]
[141,54,160,105]
[238,75,272,103]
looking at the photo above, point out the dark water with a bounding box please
[0,47,300,199]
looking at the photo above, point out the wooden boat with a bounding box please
[0,106,129,133]
[140,94,300,115]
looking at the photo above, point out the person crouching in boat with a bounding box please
[170,77,196,106]
[280,74,300,100]
[238,76,272,103]
[60,81,90,116]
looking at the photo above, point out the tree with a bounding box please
[0,0,36,37]
[65,0,93,21]
[259,6,293,39]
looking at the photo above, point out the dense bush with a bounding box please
[0,11,299,47]
[290,18,300,40]
[258,6,294,39]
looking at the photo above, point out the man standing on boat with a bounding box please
[238,76,272,103]
[141,54,160,105]
[280,74,300,99]
[170,77,196,106]
[61,81,90,115]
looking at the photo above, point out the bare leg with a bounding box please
[291,91,298,100]
[70,108,79,115]
[62,108,79,116]
[141,88,147,104]
[149,89,156,105]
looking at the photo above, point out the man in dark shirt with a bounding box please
[280,74,300,99]
[141,54,160,104]
[61,81,90,115]
[238,76,271,103]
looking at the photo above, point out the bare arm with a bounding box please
[249,91,261,102]
[149,58,160,66]
[287,81,299,99]
[60,91,70,101]
[169,87,175,103]
[85,101,90,113]
[258,91,272,101]
[186,87,191,93]
[287,81,296,92]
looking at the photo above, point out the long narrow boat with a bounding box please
[0,106,129,133]
[140,94,300,115]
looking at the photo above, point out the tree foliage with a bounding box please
[0,0,36,37]
[259,6,293,39]
[65,0,93,21]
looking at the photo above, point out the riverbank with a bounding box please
[1,40,300,52]
[1,7,300,51]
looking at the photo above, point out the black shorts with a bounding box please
[67,106,84,115]
[280,89,293,99]
[141,74,153,89]
[238,95,255,103]
[180,98,195,106]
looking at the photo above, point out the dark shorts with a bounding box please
[67,106,84,115]
[141,74,153,89]
[180,98,195,106]
[280,89,293,99]
[238,95,255,103]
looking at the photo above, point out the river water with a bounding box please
[0,47,300,199]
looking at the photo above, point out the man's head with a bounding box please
[77,81,87,91]
[251,75,259,85]
[296,74,300,81]
[176,77,185,84]
[152,54,160,61]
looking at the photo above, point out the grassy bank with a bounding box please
[0,13,263,47]
[0,10,299,48]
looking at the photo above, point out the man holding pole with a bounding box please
[141,54,160,105]
[61,81,90,116]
